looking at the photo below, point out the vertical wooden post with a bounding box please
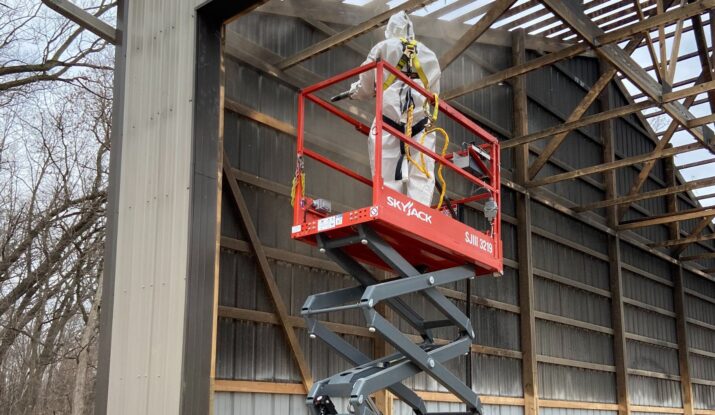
[374,270,393,415]
[665,153,695,415]
[512,29,538,415]
[600,61,631,415]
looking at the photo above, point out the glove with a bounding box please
[349,81,361,99]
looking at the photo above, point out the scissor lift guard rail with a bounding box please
[291,61,503,415]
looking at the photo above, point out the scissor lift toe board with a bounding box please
[291,62,502,415]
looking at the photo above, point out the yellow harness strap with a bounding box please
[382,38,429,91]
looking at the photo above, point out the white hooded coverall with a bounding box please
[350,12,441,207]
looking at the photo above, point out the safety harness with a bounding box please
[382,38,429,92]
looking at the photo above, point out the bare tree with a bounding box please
[0,1,115,413]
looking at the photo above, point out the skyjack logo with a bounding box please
[387,196,432,224]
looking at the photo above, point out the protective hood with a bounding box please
[384,11,414,40]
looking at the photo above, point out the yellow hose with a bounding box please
[421,127,449,209]
[403,99,449,209]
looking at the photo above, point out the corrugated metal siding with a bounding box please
[622,270,674,311]
[620,243,673,281]
[690,354,715,382]
[624,305,677,343]
[106,0,202,413]
[530,202,609,256]
[532,235,610,291]
[395,402,524,415]
[535,277,611,327]
[628,375,682,407]
[687,323,715,353]
[537,320,614,365]
[538,363,617,403]
[684,295,715,326]
[626,340,679,376]
[215,392,317,414]
[693,384,715,409]
[540,408,616,415]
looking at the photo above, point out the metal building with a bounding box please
[43,0,715,414]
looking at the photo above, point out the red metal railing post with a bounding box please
[294,93,306,225]
[374,61,384,206]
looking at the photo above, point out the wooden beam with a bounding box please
[672,214,715,256]
[214,380,305,395]
[439,0,517,69]
[218,306,375,338]
[690,13,715,111]
[680,252,715,261]
[601,65,631,415]
[697,192,715,200]
[634,0,666,85]
[503,98,653,150]
[527,142,702,188]
[678,156,715,170]
[670,178,697,415]
[512,29,538,415]
[618,207,715,230]
[41,0,117,44]
[688,113,715,128]
[666,1,686,85]
[575,176,715,212]
[650,229,715,248]
[658,0,669,86]
[443,43,588,100]
[222,154,313,391]
[663,79,715,102]
[277,0,434,69]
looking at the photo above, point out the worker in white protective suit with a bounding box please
[349,11,441,207]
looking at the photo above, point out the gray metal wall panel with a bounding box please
[684,295,715,326]
[395,403,524,415]
[214,392,327,415]
[628,375,683,407]
[471,304,521,351]
[401,354,523,397]
[621,243,673,281]
[693,384,715,409]
[687,323,715,353]
[537,320,614,365]
[530,202,609,256]
[626,340,680,375]
[474,265,519,305]
[622,269,674,311]
[624,305,677,343]
[540,408,616,415]
[538,158,605,207]
[532,235,610,291]
[535,277,612,328]
[538,363,617,403]
[690,354,715,381]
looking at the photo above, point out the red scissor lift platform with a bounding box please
[292,61,503,276]
[293,61,503,415]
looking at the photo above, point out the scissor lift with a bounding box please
[291,61,503,415]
